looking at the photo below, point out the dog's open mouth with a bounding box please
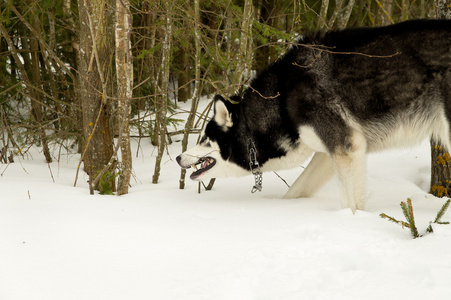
[189,157,216,180]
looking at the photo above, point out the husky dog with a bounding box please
[177,20,451,212]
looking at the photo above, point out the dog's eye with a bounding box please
[199,136,212,147]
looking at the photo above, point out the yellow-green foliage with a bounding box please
[97,171,118,195]
[437,152,451,165]
[431,185,448,197]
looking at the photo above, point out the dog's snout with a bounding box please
[177,154,192,169]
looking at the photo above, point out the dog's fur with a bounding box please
[177,20,451,212]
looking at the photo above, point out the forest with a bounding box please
[0,0,449,195]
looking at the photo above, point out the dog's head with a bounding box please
[176,95,250,181]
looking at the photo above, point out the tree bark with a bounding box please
[115,0,133,195]
[401,0,410,21]
[375,0,394,26]
[337,0,355,29]
[78,0,115,193]
[179,0,201,189]
[328,0,355,29]
[317,0,330,29]
[435,0,451,18]
[229,0,253,93]
[152,0,173,184]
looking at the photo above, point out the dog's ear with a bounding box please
[213,95,233,129]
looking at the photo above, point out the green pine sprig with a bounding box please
[427,199,451,233]
[380,198,450,239]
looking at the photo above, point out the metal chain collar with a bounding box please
[248,139,263,193]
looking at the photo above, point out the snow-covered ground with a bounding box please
[1,99,451,299]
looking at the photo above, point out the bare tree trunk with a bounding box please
[179,0,201,189]
[329,0,355,29]
[375,0,394,26]
[78,0,115,193]
[152,0,173,184]
[401,0,410,21]
[115,0,133,195]
[229,0,253,93]
[337,0,355,29]
[317,0,330,29]
[63,0,83,153]
[29,10,52,163]
[328,0,345,28]
[149,9,159,147]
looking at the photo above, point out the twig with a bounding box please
[248,86,280,99]
[47,162,55,183]
[273,171,290,188]
[380,213,411,229]
[291,42,401,59]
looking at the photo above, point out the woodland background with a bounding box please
[0,0,450,195]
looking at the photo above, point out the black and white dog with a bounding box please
[177,20,451,212]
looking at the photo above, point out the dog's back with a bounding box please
[280,20,451,152]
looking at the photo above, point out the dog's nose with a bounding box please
[176,155,182,166]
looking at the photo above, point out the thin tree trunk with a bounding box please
[229,0,253,94]
[43,9,65,132]
[149,9,159,147]
[152,0,173,184]
[329,0,355,29]
[317,0,330,29]
[179,0,201,189]
[337,0,355,29]
[375,0,394,26]
[401,0,410,21]
[63,0,83,153]
[328,0,345,28]
[28,3,52,163]
[115,0,133,195]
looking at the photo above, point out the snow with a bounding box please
[1,99,451,299]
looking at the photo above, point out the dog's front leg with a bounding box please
[283,152,334,199]
[331,134,367,213]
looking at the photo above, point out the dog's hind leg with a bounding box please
[283,152,334,199]
[331,132,367,213]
